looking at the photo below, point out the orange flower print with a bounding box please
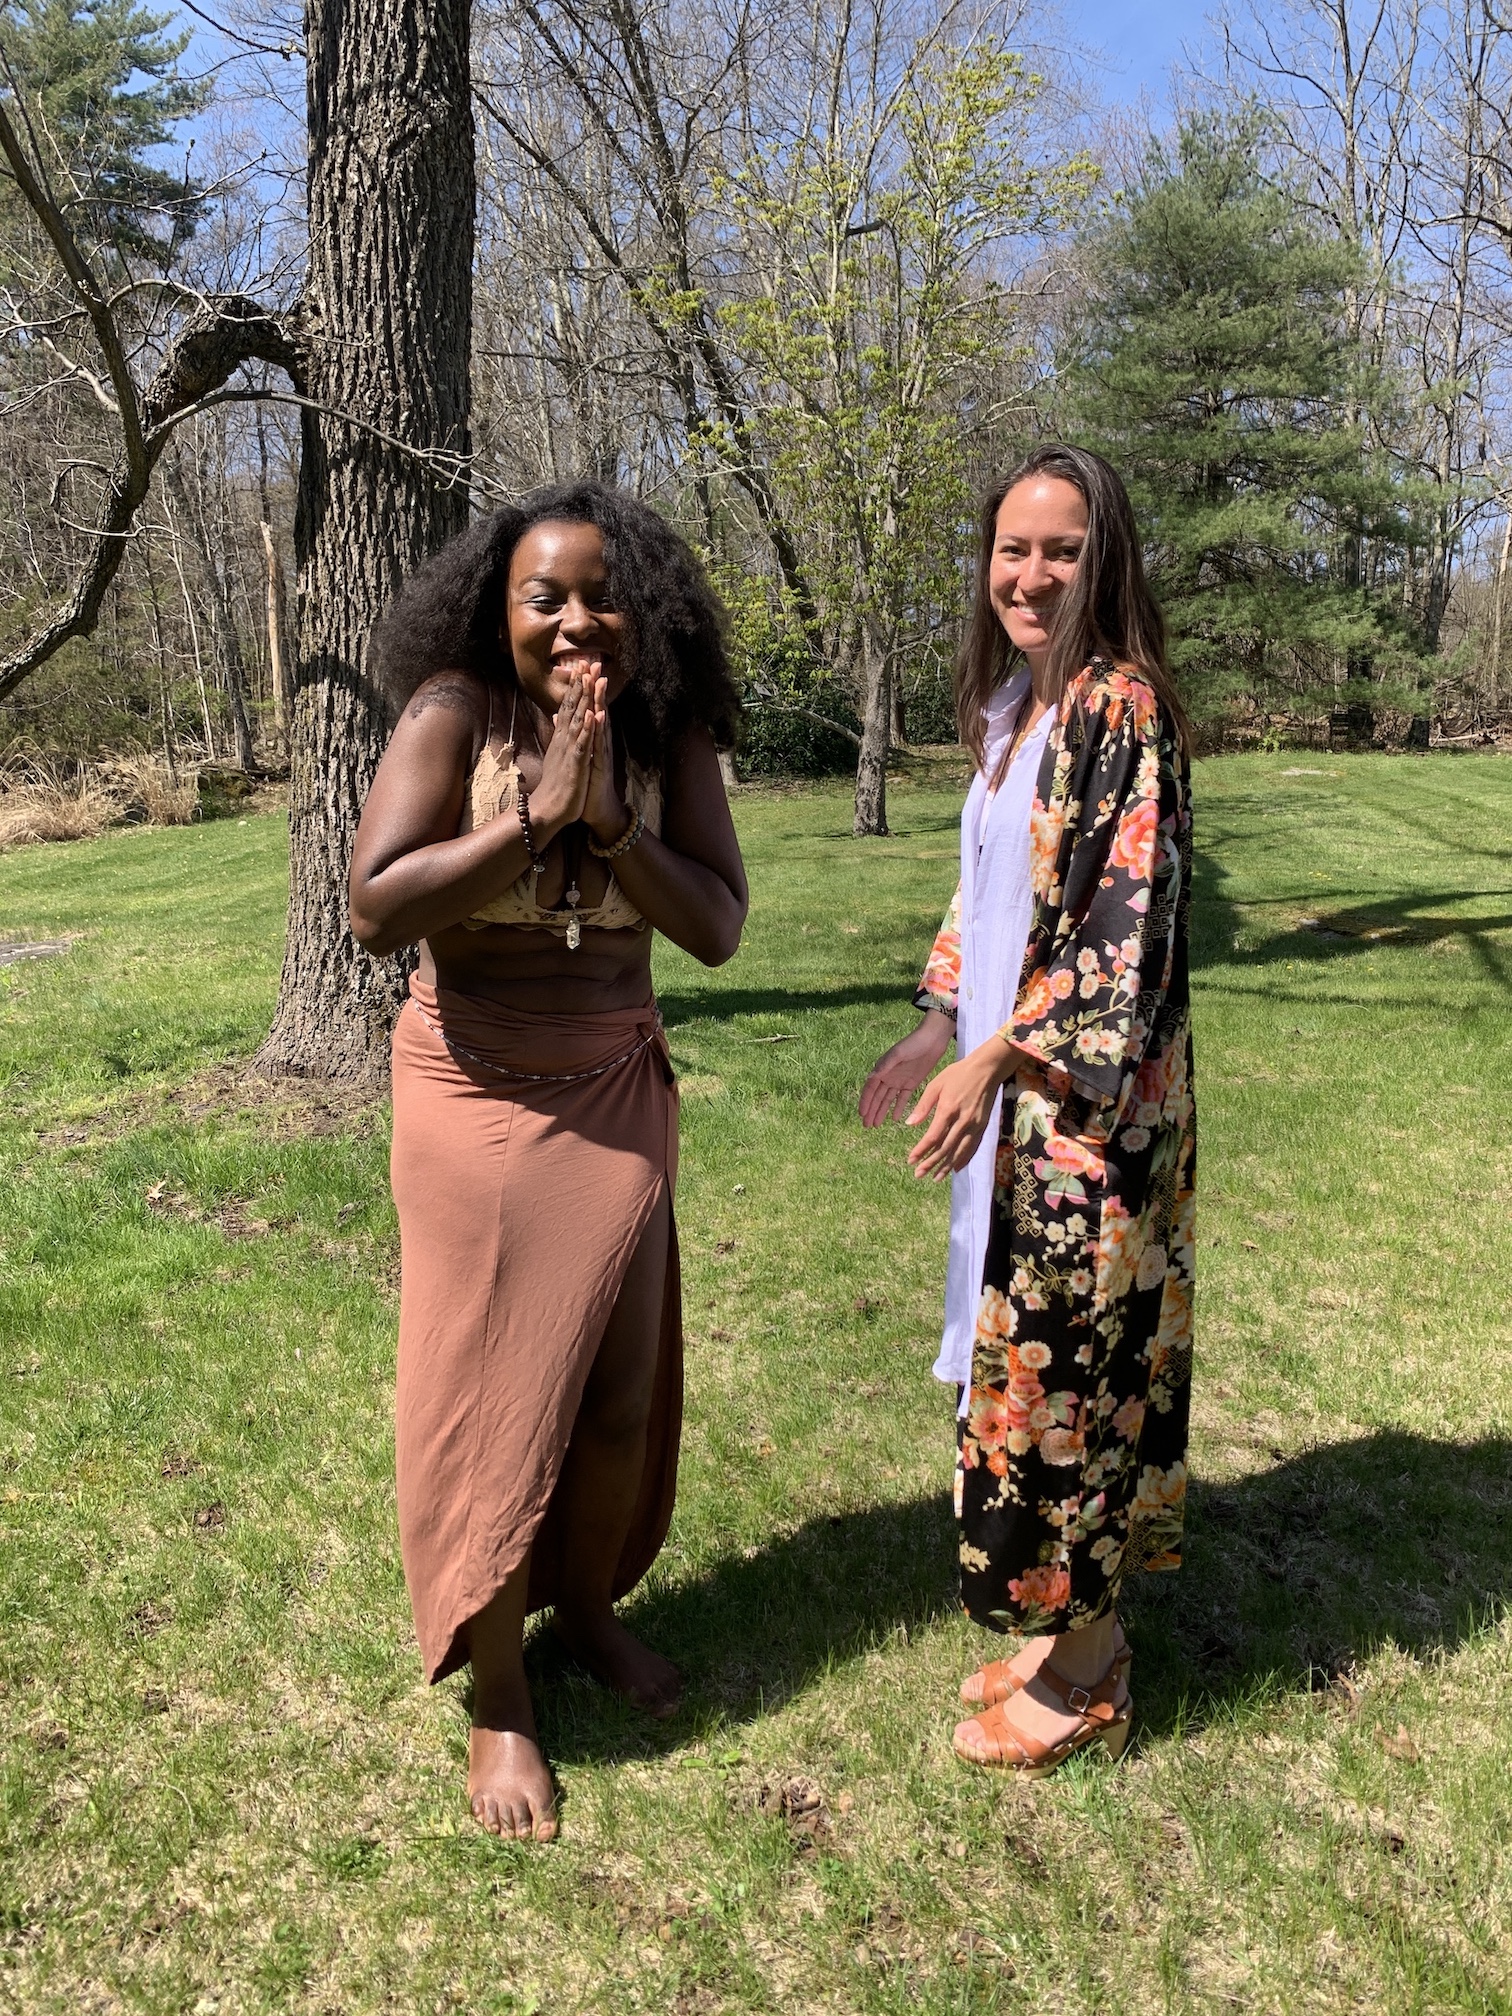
[1018,968,1055,1024]
[1109,796,1157,881]
[1095,1196,1144,1304]
[967,1387,1008,1453]
[1029,795,1065,893]
[1134,1461,1187,1514]
[975,1285,1017,1343]
[1112,1395,1145,1440]
[1039,1426,1085,1467]
[1007,1563,1070,1612]
[951,656,1192,1638]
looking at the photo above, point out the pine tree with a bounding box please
[1,0,204,263]
[1067,111,1419,721]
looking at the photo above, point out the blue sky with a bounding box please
[1070,0,1220,101]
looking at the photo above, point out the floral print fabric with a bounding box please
[914,882,962,1019]
[938,662,1196,1635]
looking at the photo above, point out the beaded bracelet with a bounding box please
[515,787,550,874]
[587,808,645,860]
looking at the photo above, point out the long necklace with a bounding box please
[561,823,583,951]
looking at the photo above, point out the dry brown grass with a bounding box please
[0,760,117,849]
[107,751,201,826]
[0,752,201,851]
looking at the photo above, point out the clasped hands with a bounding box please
[860,1011,1069,1180]
[528,663,633,848]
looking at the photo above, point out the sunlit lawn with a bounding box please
[0,752,1509,2014]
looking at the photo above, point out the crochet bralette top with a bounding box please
[457,738,664,933]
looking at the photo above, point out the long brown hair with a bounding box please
[955,443,1190,770]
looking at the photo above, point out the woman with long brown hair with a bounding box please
[861,444,1195,1775]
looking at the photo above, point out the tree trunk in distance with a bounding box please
[257,0,474,1081]
[853,629,891,837]
[1490,510,1511,718]
[164,449,256,769]
[260,520,291,752]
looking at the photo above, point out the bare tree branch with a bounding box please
[0,70,147,485]
[0,296,301,700]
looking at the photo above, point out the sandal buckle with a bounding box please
[1067,1686,1092,1714]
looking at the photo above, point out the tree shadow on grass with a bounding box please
[531,1431,1512,1763]
[658,981,910,1027]
[530,1491,957,1766]
[1190,840,1512,995]
[1126,1430,1512,1735]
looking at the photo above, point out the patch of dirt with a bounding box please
[38,1059,384,1152]
[143,1182,281,1239]
[0,939,73,967]
[748,1774,832,1850]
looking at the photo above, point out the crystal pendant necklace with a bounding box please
[563,825,583,950]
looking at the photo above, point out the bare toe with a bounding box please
[469,1726,557,1843]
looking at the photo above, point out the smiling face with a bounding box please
[504,519,629,714]
[988,476,1089,668]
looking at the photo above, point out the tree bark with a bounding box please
[256,0,475,1082]
[853,626,891,837]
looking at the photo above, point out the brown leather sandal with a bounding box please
[953,1659,1133,1777]
[959,1621,1131,1709]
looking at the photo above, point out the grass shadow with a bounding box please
[658,981,910,1026]
[533,1492,956,1764]
[1190,843,1512,994]
[1127,1430,1512,1735]
[535,1431,1511,1763]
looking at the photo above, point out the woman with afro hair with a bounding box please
[351,482,747,1841]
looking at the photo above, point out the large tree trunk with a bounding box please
[853,625,891,837]
[256,0,474,1081]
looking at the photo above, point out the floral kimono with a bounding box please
[916,660,1195,1636]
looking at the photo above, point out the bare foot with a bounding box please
[553,1605,682,1718]
[469,1722,558,1840]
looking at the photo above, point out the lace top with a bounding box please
[457,738,663,933]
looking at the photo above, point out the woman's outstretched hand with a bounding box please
[859,1011,956,1128]
[906,1037,1018,1181]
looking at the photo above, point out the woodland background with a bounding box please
[6,0,1512,775]
[3,0,1512,1078]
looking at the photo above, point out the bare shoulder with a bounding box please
[402,669,491,730]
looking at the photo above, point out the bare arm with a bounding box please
[585,718,748,966]
[348,671,598,956]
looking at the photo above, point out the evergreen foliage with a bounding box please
[1067,111,1422,720]
[0,0,204,262]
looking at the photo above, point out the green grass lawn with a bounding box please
[1,753,1510,2016]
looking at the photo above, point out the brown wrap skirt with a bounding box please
[390,977,682,1684]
